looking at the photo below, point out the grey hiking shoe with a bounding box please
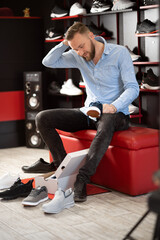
[22,186,48,206]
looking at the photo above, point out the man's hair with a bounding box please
[65,22,90,41]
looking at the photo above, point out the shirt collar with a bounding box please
[95,36,110,55]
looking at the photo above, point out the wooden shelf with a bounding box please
[139,4,159,10]
[133,61,159,65]
[51,8,136,21]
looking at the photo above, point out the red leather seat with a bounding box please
[49,127,159,196]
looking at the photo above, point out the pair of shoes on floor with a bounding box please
[60,79,83,96]
[22,158,57,173]
[141,68,160,90]
[111,0,136,11]
[0,178,33,200]
[0,172,19,190]
[50,3,87,18]
[90,0,112,13]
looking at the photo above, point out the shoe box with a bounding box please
[35,149,88,194]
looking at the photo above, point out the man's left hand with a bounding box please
[103,104,117,114]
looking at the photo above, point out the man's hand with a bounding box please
[63,39,69,46]
[103,104,117,114]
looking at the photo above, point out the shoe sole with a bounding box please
[141,83,160,90]
[22,196,48,206]
[2,192,31,200]
[45,35,63,40]
[87,110,100,118]
[74,197,87,202]
[50,13,68,18]
[43,201,75,214]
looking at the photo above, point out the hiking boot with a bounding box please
[22,186,48,206]
[0,178,33,200]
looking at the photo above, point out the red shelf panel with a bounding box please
[139,4,159,9]
[45,39,64,42]
[133,61,159,65]
[130,114,143,119]
[51,15,83,20]
[0,16,41,19]
[135,32,159,37]
[140,89,160,93]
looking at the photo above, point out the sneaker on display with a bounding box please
[60,79,83,96]
[129,104,139,114]
[111,0,136,11]
[42,188,75,214]
[50,5,68,18]
[69,2,87,16]
[90,0,111,13]
[0,172,19,190]
[136,19,157,34]
[45,27,63,40]
[0,178,33,200]
[125,46,141,61]
[88,22,113,37]
[22,186,48,206]
[141,69,160,90]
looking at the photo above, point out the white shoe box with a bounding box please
[35,149,88,194]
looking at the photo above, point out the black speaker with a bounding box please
[24,71,45,148]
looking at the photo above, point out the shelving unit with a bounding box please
[44,1,159,128]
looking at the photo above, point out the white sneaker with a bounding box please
[129,104,139,114]
[125,46,141,62]
[42,188,75,214]
[112,0,136,11]
[0,172,19,190]
[86,106,101,118]
[60,79,83,96]
[69,2,87,16]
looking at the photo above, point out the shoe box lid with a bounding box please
[35,149,88,194]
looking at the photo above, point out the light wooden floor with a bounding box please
[0,147,157,240]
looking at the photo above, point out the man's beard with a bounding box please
[83,39,95,61]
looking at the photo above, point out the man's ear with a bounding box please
[88,31,94,39]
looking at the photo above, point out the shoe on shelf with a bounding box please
[48,81,61,95]
[143,0,159,6]
[125,46,141,61]
[60,79,83,96]
[22,158,57,173]
[136,19,157,34]
[22,186,48,206]
[42,188,75,214]
[141,68,160,90]
[111,0,136,11]
[45,27,63,40]
[69,2,87,16]
[74,176,87,202]
[88,22,113,37]
[0,178,33,200]
[129,104,139,114]
[0,172,20,190]
[90,0,112,13]
[50,5,68,18]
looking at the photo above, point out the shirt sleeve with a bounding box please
[42,42,78,69]
[111,47,139,112]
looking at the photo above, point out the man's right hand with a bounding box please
[63,40,69,46]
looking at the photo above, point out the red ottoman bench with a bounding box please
[49,127,159,196]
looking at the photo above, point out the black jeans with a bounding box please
[36,108,129,183]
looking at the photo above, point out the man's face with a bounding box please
[68,32,95,61]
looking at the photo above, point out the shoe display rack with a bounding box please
[45,0,159,128]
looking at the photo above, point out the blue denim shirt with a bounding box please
[42,37,139,115]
